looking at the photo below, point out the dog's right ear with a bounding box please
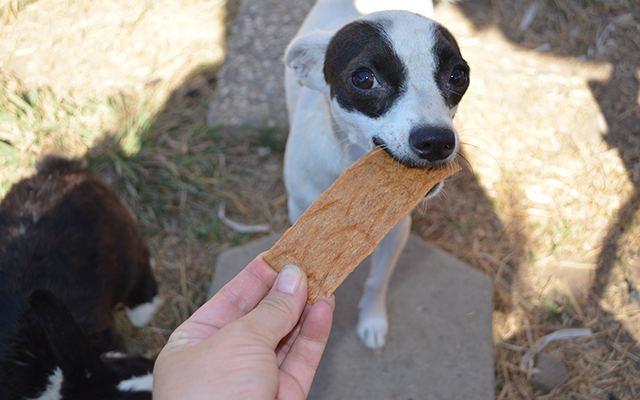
[285,31,334,96]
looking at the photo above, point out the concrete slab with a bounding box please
[205,0,314,129]
[208,233,495,400]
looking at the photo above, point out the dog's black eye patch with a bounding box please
[433,23,470,108]
[324,20,407,119]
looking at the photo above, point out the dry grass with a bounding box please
[420,0,640,398]
[1,0,639,398]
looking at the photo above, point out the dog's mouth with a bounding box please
[371,137,452,200]
[372,137,456,168]
[372,137,413,165]
[425,182,443,199]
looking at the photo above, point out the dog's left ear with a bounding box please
[285,31,333,96]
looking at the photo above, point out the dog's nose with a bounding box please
[409,127,456,162]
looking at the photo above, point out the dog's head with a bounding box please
[286,10,469,168]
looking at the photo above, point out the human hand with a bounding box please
[153,254,335,400]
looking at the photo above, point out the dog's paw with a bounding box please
[357,306,388,351]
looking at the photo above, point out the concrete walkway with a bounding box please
[206,0,314,129]
[208,233,494,400]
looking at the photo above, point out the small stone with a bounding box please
[530,353,568,393]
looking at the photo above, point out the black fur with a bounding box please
[29,290,154,400]
[35,155,84,175]
[0,157,157,399]
[432,23,470,108]
[324,19,407,119]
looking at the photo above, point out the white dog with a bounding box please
[283,0,469,350]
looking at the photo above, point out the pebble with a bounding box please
[530,353,569,393]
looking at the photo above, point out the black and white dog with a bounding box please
[284,0,469,349]
[0,157,159,399]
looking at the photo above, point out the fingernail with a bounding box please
[318,297,332,305]
[277,264,302,294]
[318,296,335,310]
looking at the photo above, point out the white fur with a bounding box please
[103,351,129,359]
[125,295,161,328]
[27,367,63,400]
[354,0,434,16]
[117,372,153,392]
[284,0,461,350]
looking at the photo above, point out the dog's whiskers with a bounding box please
[454,152,473,176]
[336,137,355,165]
[458,141,500,170]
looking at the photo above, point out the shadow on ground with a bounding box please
[454,0,640,397]
[86,64,291,357]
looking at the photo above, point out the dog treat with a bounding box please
[263,148,460,304]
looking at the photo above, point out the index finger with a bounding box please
[187,253,278,330]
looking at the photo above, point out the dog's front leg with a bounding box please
[357,214,411,350]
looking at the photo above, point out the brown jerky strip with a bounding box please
[263,148,460,304]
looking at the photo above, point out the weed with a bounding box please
[542,297,561,316]
[257,124,286,153]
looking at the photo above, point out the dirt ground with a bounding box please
[422,1,640,398]
[1,0,639,398]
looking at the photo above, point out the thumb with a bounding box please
[240,264,308,348]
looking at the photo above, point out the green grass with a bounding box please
[0,75,111,196]
[257,124,286,153]
[0,66,231,209]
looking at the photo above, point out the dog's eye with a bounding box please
[449,67,468,87]
[352,69,378,90]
